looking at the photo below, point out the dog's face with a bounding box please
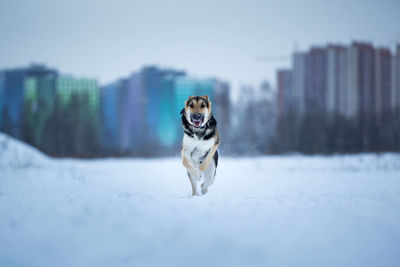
[181,96,212,128]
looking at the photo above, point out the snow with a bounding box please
[1,132,400,267]
[0,132,49,168]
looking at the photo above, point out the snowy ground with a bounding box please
[1,133,400,267]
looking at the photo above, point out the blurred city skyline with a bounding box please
[1,0,399,98]
[1,37,399,157]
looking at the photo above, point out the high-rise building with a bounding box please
[284,41,397,122]
[141,66,162,145]
[120,72,147,154]
[127,72,146,152]
[327,45,346,114]
[157,75,179,147]
[341,45,360,118]
[55,75,100,155]
[56,76,99,115]
[352,42,376,116]
[393,44,400,111]
[375,48,392,116]
[336,46,350,117]
[0,68,28,138]
[0,64,58,141]
[140,66,186,148]
[119,77,140,151]
[306,47,328,114]
[292,52,307,115]
[23,65,58,147]
[100,79,125,152]
[100,66,187,154]
[0,71,4,128]
[277,69,293,116]
[291,45,361,118]
[105,67,187,152]
[157,69,186,148]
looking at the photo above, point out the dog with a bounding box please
[180,95,220,196]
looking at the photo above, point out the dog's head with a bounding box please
[181,95,212,128]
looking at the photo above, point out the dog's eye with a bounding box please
[189,103,194,108]
[201,103,205,108]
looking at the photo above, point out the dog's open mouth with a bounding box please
[191,118,203,128]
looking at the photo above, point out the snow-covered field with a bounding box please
[1,133,400,267]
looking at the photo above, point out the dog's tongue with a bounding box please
[194,121,201,127]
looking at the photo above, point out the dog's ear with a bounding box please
[180,108,185,115]
[202,96,212,109]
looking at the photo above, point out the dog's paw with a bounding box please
[201,187,208,195]
[201,183,208,195]
[191,191,201,197]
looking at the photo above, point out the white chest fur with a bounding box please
[182,134,215,165]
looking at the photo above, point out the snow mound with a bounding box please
[0,132,49,167]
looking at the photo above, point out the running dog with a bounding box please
[180,95,220,196]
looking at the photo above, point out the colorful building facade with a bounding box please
[56,76,99,115]
[0,71,4,128]
[23,65,58,147]
[100,79,125,152]
[0,68,28,138]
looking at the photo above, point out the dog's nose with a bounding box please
[193,113,201,120]
[193,113,202,120]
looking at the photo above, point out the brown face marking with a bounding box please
[186,96,211,113]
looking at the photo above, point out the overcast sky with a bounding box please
[0,0,399,93]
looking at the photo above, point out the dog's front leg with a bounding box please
[187,172,199,196]
[182,151,200,196]
[186,163,201,196]
[182,154,200,176]
[199,141,220,172]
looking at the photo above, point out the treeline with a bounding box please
[2,94,400,157]
[2,93,187,158]
[275,109,400,154]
